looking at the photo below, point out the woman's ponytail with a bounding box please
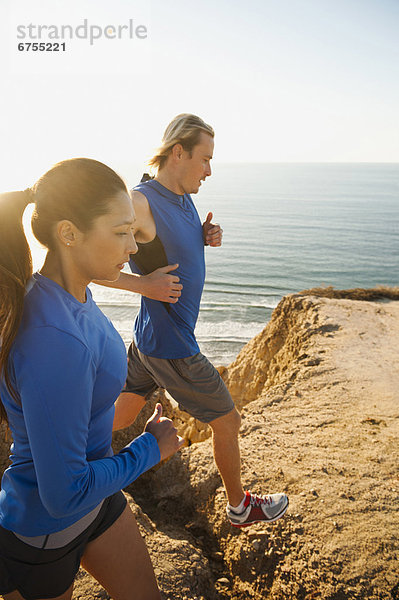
[0,190,34,425]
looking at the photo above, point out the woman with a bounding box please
[0,158,182,600]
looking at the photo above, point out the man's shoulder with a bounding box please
[130,186,154,219]
[132,177,154,196]
[129,187,155,239]
[130,187,149,207]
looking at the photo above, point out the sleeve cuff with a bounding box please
[141,431,161,464]
[125,430,161,472]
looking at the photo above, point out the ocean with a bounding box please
[90,163,399,366]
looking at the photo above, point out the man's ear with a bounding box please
[171,143,184,161]
[55,220,80,248]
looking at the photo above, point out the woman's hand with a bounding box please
[141,265,182,303]
[144,403,185,460]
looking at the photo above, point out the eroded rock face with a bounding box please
[219,294,340,409]
[1,292,399,599]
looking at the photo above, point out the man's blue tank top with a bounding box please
[129,180,205,359]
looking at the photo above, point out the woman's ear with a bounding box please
[55,220,80,248]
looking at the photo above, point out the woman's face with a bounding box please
[75,190,138,282]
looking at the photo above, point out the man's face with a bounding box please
[179,131,214,195]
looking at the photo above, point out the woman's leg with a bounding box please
[81,503,160,600]
[3,583,73,600]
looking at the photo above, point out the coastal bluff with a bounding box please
[1,289,398,599]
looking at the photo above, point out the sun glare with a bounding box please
[23,205,46,271]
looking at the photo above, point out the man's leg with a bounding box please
[112,392,147,431]
[113,342,158,432]
[127,350,289,526]
[208,407,245,507]
[209,406,288,527]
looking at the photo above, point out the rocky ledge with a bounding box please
[1,288,398,599]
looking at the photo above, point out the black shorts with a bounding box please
[0,491,127,600]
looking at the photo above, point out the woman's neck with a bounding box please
[40,252,88,303]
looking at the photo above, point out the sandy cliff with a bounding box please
[1,290,398,599]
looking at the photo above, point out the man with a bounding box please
[107,114,288,527]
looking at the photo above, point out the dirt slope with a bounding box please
[125,294,399,599]
[1,291,398,599]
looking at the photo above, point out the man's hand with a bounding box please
[145,403,185,461]
[203,212,223,247]
[141,264,183,303]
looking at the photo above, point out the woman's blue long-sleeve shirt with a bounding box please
[0,273,160,536]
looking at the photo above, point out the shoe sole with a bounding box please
[230,498,289,528]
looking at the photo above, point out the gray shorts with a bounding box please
[124,343,235,423]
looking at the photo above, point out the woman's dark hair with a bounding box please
[0,158,128,425]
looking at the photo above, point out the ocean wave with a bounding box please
[195,320,264,340]
[95,300,140,308]
[199,302,278,310]
[205,280,286,292]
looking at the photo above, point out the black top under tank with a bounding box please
[131,235,168,275]
[130,236,171,312]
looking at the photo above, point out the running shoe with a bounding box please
[227,491,289,527]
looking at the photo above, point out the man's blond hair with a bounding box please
[148,114,214,171]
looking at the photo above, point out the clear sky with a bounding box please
[0,0,398,191]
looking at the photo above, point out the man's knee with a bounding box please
[209,407,241,435]
[228,407,242,432]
